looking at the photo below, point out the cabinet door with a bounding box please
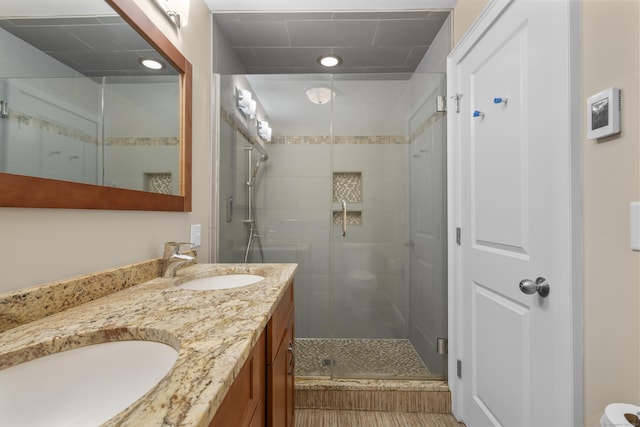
[210,331,266,427]
[268,309,294,427]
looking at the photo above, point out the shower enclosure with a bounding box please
[216,71,447,380]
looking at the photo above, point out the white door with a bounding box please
[448,1,581,426]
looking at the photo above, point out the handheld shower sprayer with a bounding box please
[251,154,269,180]
[243,148,268,263]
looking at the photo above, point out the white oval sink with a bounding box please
[178,274,265,290]
[0,340,178,427]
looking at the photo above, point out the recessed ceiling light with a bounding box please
[138,58,165,70]
[318,54,341,68]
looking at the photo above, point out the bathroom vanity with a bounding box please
[211,280,294,427]
[0,263,296,426]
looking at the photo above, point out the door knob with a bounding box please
[519,277,550,297]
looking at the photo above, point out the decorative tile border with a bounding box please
[272,135,408,145]
[410,111,445,142]
[220,107,262,147]
[4,108,178,147]
[106,136,178,147]
[6,109,97,144]
[271,136,332,145]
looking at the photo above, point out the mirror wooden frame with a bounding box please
[0,0,192,211]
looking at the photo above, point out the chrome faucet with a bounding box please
[162,242,196,278]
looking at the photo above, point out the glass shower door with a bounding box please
[329,73,430,379]
[217,72,448,380]
[408,73,448,379]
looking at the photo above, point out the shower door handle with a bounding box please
[342,200,347,237]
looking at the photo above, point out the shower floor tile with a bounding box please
[295,338,431,378]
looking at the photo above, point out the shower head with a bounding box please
[251,155,268,180]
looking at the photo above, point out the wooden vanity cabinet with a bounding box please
[209,331,266,427]
[209,281,294,427]
[267,281,295,427]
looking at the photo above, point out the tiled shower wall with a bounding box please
[0,77,179,193]
[255,137,410,339]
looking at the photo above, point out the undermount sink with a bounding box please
[0,340,178,426]
[178,274,265,290]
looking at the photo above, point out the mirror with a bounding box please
[0,0,192,211]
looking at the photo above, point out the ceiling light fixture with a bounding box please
[138,58,165,70]
[306,87,336,105]
[318,54,341,68]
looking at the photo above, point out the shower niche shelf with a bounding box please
[333,172,362,203]
[332,209,362,225]
[145,172,172,194]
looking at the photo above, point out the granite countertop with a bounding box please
[0,263,297,427]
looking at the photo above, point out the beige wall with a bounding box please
[454,0,640,425]
[582,1,640,425]
[453,0,489,46]
[0,0,213,293]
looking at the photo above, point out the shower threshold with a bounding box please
[295,338,440,379]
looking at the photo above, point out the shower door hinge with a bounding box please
[436,338,448,355]
[450,93,463,113]
[436,95,447,112]
[457,359,462,378]
[456,227,461,245]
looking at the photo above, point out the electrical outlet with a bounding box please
[190,224,201,247]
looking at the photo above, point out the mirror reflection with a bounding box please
[0,2,181,195]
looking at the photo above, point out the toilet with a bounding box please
[601,403,640,427]
[342,243,378,320]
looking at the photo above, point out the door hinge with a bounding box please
[436,95,447,112]
[436,338,448,355]
[450,93,463,113]
[457,359,462,379]
[456,227,461,245]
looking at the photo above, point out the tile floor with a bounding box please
[295,338,433,378]
[294,338,460,426]
[295,409,462,426]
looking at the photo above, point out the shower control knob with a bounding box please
[519,277,550,297]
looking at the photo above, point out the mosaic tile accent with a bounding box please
[146,172,173,194]
[5,108,179,147]
[106,136,178,147]
[333,172,362,203]
[332,210,362,225]
[334,136,409,145]
[410,111,445,142]
[295,338,431,378]
[220,107,263,147]
[272,135,409,145]
[271,136,332,145]
[7,108,97,144]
